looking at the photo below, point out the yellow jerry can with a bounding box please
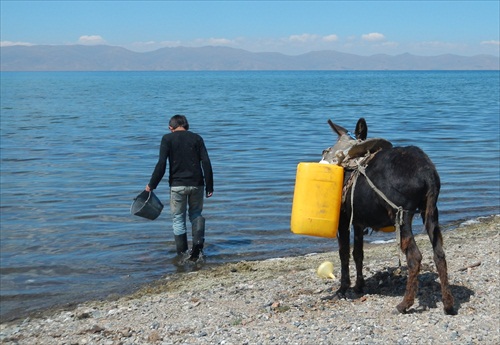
[291,163,344,238]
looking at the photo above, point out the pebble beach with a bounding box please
[1,215,499,345]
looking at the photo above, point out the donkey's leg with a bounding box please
[396,215,422,313]
[353,224,365,293]
[337,216,351,295]
[425,210,456,315]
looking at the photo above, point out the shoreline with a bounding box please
[1,215,499,344]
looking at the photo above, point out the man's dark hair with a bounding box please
[169,114,189,130]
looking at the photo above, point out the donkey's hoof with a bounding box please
[396,303,408,314]
[444,306,457,315]
[353,283,365,294]
[391,308,403,315]
[335,288,348,299]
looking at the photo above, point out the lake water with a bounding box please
[1,71,499,321]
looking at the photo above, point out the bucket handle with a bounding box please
[130,190,153,215]
[144,191,152,203]
[133,190,152,201]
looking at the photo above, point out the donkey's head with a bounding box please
[320,118,368,164]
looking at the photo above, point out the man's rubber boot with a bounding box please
[174,233,188,256]
[190,216,205,261]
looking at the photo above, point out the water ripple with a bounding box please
[1,70,499,321]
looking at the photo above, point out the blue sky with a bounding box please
[1,1,499,56]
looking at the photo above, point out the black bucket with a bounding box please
[131,190,164,220]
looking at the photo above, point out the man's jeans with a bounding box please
[170,186,204,235]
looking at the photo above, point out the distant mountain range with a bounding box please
[1,45,499,71]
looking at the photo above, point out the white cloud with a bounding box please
[191,37,234,46]
[481,40,500,46]
[136,40,181,47]
[78,35,106,45]
[0,40,33,47]
[361,33,385,42]
[322,34,339,42]
[158,40,182,47]
[138,41,157,46]
[207,38,233,45]
[288,33,319,43]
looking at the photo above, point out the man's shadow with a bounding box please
[327,265,474,314]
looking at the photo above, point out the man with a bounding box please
[146,115,213,261]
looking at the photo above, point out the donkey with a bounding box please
[321,118,455,315]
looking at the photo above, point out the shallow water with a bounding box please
[1,71,499,321]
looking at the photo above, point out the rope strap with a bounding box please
[357,165,405,226]
[349,163,405,266]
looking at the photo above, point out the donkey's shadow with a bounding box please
[330,266,474,314]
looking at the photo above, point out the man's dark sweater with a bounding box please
[148,130,213,194]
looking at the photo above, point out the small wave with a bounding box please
[460,219,481,227]
[369,239,396,245]
[459,214,500,227]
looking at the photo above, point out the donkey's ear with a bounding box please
[328,119,349,137]
[355,118,368,140]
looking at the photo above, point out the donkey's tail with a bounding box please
[422,171,442,247]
